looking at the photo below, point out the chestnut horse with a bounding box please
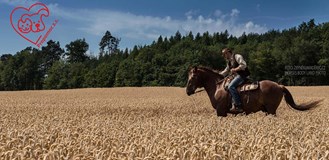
[186,66,321,117]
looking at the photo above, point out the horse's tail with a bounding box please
[280,85,322,111]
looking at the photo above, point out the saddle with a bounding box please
[239,81,259,92]
[223,76,259,92]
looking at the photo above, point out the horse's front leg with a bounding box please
[214,90,229,117]
[216,104,227,117]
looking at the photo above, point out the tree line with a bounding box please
[0,19,328,90]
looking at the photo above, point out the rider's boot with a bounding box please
[230,104,244,113]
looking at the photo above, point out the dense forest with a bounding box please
[0,19,328,90]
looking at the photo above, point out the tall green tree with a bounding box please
[41,40,64,74]
[67,63,87,88]
[65,38,89,63]
[99,31,120,56]
[115,59,142,87]
[249,42,277,81]
[44,60,69,89]
[0,55,17,90]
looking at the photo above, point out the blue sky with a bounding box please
[1,0,329,55]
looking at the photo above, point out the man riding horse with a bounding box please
[220,48,250,113]
[186,49,321,116]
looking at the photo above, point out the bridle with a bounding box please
[194,89,205,94]
[191,74,231,95]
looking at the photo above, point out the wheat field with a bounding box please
[0,86,328,159]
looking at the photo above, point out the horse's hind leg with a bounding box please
[264,99,281,115]
[261,82,284,116]
[260,105,268,113]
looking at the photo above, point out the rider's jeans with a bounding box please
[228,75,245,106]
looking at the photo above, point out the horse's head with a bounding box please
[186,66,225,96]
[186,66,202,96]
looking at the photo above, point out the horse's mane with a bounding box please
[197,66,224,79]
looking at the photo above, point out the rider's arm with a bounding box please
[220,64,230,76]
[234,54,247,71]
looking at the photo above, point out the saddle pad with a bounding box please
[240,82,259,92]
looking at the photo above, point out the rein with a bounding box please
[193,75,229,95]
[189,89,205,108]
[216,78,226,85]
[188,71,232,108]
[217,74,235,86]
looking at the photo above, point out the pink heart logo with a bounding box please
[10,2,57,47]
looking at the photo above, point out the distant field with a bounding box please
[0,86,328,159]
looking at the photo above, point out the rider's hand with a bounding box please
[231,68,238,73]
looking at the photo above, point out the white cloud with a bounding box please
[230,9,240,17]
[8,2,268,49]
[50,6,267,38]
[185,10,199,20]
